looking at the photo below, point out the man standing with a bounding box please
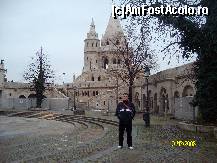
[115,93,136,149]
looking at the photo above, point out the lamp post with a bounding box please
[66,84,69,97]
[106,90,112,115]
[73,86,77,111]
[62,72,66,84]
[144,66,150,127]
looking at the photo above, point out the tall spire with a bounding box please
[87,18,98,39]
[90,18,95,33]
[102,15,124,40]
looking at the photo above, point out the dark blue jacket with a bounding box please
[115,102,136,124]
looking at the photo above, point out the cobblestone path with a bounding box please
[1,113,217,163]
[87,124,217,163]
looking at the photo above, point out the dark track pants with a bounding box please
[119,122,132,147]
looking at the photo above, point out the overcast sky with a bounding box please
[0,0,195,84]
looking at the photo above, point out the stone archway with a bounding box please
[113,58,116,64]
[134,92,140,111]
[103,58,109,69]
[182,85,194,97]
[28,94,36,98]
[19,95,26,98]
[159,87,167,115]
[174,91,180,98]
[142,94,146,110]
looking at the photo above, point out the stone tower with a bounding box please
[101,15,124,47]
[83,18,100,73]
[100,15,124,70]
[0,60,6,98]
[0,60,6,87]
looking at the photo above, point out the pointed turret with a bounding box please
[83,19,100,72]
[102,15,124,44]
[0,59,7,86]
[87,18,98,39]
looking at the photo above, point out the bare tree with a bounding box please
[24,47,54,108]
[115,0,217,123]
[107,26,157,102]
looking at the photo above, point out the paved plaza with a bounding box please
[0,111,217,163]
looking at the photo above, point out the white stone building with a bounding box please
[0,60,65,99]
[71,16,196,115]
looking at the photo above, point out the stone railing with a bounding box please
[178,122,217,139]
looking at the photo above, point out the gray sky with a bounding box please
[0,0,194,84]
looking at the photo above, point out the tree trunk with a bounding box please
[128,77,134,103]
[36,95,43,108]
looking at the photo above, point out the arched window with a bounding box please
[19,95,26,98]
[28,94,36,98]
[182,85,194,97]
[93,91,95,96]
[86,42,89,47]
[135,92,139,100]
[98,76,101,81]
[92,76,94,81]
[96,91,98,95]
[117,59,121,64]
[174,91,180,98]
[104,58,109,69]
[113,58,116,64]
[116,40,120,45]
[96,42,98,47]
[92,42,94,47]
[106,41,109,45]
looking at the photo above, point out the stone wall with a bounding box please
[174,97,198,121]
[0,98,69,111]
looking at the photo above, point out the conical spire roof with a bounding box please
[102,15,124,40]
[86,18,98,39]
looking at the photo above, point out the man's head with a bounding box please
[122,93,129,102]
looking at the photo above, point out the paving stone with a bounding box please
[0,113,217,162]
